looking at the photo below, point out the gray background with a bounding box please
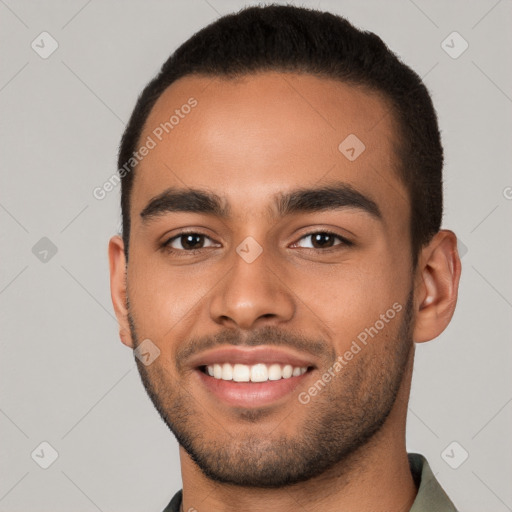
[1,0,511,510]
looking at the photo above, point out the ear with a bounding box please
[412,230,461,343]
[108,235,135,348]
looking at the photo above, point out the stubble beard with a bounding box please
[128,292,414,488]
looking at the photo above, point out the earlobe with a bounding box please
[413,230,461,343]
[108,235,135,349]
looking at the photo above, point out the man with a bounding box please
[108,4,461,511]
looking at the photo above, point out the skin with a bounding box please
[109,72,461,512]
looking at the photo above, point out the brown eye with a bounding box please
[164,233,218,251]
[294,231,351,250]
[179,234,205,250]
[310,233,336,249]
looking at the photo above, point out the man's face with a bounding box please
[124,72,415,486]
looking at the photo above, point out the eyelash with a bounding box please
[161,229,353,256]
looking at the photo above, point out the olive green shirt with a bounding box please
[162,453,458,511]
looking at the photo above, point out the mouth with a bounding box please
[190,346,317,408]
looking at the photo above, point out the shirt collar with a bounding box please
[408,453,459,511]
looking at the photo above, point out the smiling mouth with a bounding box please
[190,345,317,407]
[199,362,312,382]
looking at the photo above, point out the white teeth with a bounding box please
[205,363,308,382]
[232,363,250,382]
[213,364,222,379]
[282,364,293,379]
[250,363,268,382]
[221,362,233,380]
[268,364,282,381]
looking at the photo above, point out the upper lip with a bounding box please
[188,346,317,369]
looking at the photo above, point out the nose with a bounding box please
[209,242,295,331]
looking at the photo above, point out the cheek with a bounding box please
[127,254,222,339]
[284,256,405,345]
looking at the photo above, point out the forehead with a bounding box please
[132,72,407,223]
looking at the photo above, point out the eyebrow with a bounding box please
[139,183,382,223]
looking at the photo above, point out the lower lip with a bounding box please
[196,368,312,408]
